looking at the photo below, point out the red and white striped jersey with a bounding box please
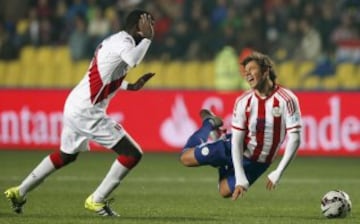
[232,85,302,163]
[64,31,151,114]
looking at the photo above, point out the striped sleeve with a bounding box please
[231,91,252,131]
[278,88,302,132]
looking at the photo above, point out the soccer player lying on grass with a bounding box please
[5,9,155,216]
[180,52,302,200]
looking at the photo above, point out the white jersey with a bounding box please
[60,31,151,153]
[232,85,302,163]
[64,31,151,115]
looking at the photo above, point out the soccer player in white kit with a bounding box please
[5,9,155,216]
[180,52,302,200]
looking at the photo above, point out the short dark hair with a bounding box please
[241,52,277,83]
[124,9,154,31]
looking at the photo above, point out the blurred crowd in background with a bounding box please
[0,0,359,90]
[0,0,359,61]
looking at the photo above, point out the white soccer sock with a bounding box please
[18,156,56,197]
[92,159,129,202]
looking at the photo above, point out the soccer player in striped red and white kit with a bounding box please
[5,9,155,216]
[180,52,302,200]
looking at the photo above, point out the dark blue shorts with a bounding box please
[194,135,269,192]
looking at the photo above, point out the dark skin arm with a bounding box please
[127,72,155,91]
[126,14,155,91]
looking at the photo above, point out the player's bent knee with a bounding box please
[60,151,79,165]
[219,188,232,198]
[180,149,198,167]
[179,151,191,166]
[114,138,143,169]
[117,153,141,169]
[219,179,232,198]
[112,136,142,157]
[50,151,78,169]
[126,145,143,160]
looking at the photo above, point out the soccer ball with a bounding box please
[321,190,352,218]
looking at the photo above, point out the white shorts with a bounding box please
[60,109,126,154]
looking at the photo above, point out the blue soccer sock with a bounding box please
[183,119,213,150]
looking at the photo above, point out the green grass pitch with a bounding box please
[0,150,359,224]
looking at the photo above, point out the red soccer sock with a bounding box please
[49,151,64,169]
[116,154,140,169]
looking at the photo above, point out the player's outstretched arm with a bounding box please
[231,129,250,201]
[127,72,155,91]
[266,131,301,190]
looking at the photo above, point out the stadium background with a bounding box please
[0,0,359,154]
[0,1,359,223]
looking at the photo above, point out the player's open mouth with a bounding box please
[247,77,254,83]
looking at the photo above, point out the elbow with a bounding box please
[126,61,136,68]
[123,56,136,68]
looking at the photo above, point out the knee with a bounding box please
[219,188,232,198]
[179,154,190,166]
[112,136,143,161]
[179,149,197,167]
[135,150,143,163]
[116,146,143,169]
[60,151,79,165]
[50,151,78,169]
[131,147,143,160]
[219,179,232,198]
